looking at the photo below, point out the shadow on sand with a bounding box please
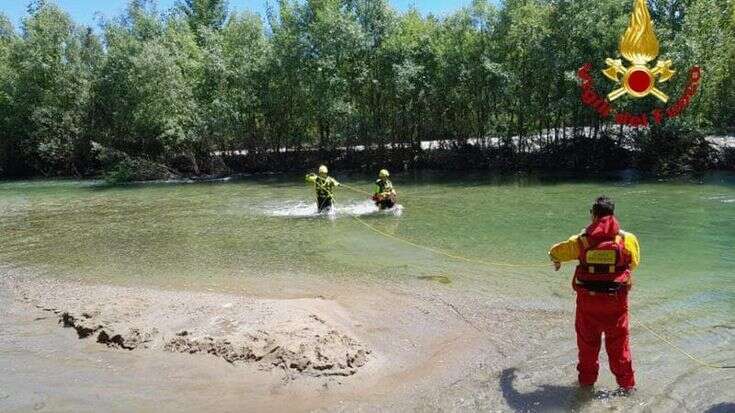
[500,368,592,412]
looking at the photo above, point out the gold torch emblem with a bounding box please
[603,0,675,103]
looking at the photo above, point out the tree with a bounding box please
[345,0,396,148]
[299,0,367,149]
[1,0,732,178]
[381,9,440,147]
[679,0,735,129]
[198,11,270,155]
[5,4,94,176]
[494,0,554,148]
[0,13,17,175]
[263,0,312,152]
[176,0,228,41]
[91,7,199,167]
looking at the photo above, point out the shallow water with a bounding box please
[1,172,733,411]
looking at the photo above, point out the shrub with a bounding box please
[722,147,735,171]
[103,158,177,184]
[634,123,718,175]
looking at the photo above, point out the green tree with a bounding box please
[0,13,17,175]
[176,0,228,41]
[198,11,269,155]
[494,0,554,148]
[91,6,199,168]
[432,1,503,143]
[300,0,367,149]
[381,9,440,147]
[6,4,94,175]
[1,0,732,177]
[264,0,312,151]
[344,0,396,148]
[679,0,735,129]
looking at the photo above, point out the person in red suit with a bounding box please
[549,196,640,394]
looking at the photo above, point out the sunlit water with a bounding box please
[0,172,733,410]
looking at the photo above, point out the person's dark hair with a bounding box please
[591,196,615,217]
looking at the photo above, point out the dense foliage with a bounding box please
[0,0,733,179]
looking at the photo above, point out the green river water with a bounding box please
[1,172,733,411]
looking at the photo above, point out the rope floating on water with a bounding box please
[353,215,548,269]
[354,217,734,370]
[637,322,735,370]
[329,180,735,370]
[343,181,546,268]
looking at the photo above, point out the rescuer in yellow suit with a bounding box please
[372,169,397,210]
[305,165,340,213]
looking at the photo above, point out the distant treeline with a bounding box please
[0,0,733,180]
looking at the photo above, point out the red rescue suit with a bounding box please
[573,216,635,389]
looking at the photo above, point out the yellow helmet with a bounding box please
[318,165,329,175]
[379,169,390,178]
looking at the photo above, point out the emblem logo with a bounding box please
[577,0,701,127]
[602,0,675,102]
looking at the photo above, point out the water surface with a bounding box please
[1,172,733,410]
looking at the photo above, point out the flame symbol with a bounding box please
[602,0,675,103]
[620,0,659,64]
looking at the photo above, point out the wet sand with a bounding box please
[1,272,493,412]
[2,271,733,412]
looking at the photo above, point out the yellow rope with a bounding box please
[353,215,549,269]
[636,322,735,369]
[342,182,445,199]
[340,182,373,197]
[337,180,735,371]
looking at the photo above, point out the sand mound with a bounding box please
[163,330,369,377]
[8,276,370,379]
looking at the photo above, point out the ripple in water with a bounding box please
[703,195,735,203]
[264,200,403,219]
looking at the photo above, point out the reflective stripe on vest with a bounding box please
[574,231,631,289]
[578,234,625,274]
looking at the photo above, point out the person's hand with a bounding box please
[553,261,562,271]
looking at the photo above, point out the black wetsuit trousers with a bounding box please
[317,196,333,213]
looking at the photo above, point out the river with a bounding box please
[0,172,733,412]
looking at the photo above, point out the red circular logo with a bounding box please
[628,70,652,93]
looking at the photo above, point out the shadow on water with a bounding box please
[705,403,735,413]
[500,368,591,412]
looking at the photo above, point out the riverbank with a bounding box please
[5,131,734,182]
[4,270,732,412]
[183,134,735,180]
[2,270,503,412]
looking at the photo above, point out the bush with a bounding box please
[535,134,633,173]
[92,142,178,184]
[634,124,718,175]
[103,158,177,184]
[722,147,735,171]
